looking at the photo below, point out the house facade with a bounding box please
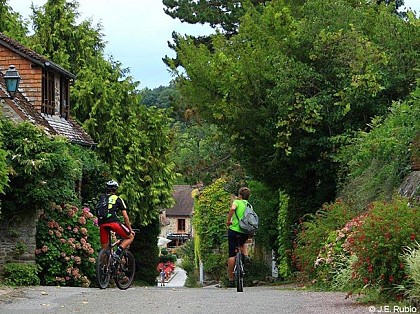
[0,32,94,146]
[160,185,195,248]
[0,32,94,269]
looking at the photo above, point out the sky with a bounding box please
[7,0,420,89]
[7,0,214,89]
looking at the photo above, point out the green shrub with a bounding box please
[330,254,358,291]
[131,218,160,286]
[345,197,420,298]
[3,263,41,286]
[184,269,200,288]
[36,203,100,287]
[203,251,226,282]
[178,240,196,275]
[338,101,419,208]
[0,121,82,214]
[398,241,420,302]
[244,259,271,286]
[312,213,367,289]
[294,200,358,280]
[158,254,177,263]
[276,190,292,279]
[193,179,230,280]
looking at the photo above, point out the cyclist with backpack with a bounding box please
[225,187,253,288]
[96,180,135,260]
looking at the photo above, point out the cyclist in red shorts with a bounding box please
[98,180,135,259]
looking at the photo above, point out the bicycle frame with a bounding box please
[96,228,137,290]
[233,235,245,292]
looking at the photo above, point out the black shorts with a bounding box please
[228,228,249,257]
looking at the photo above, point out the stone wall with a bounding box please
[0,210,39,271]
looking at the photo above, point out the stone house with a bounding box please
[0,32,94,269]
[160,185,194,248]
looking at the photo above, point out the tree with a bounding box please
[171,121,245,185]
[162,0,268,69]
[29,0,105,74]
[141,85,179,110]
[163,0,267,35]
[170,0,420,222]
[0,0,29,42]
[1,0,177,285]
[27,0,177,226]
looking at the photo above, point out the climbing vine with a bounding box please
[193,178,230,280]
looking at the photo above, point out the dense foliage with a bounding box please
[25,0,177,225]
[0,120,107,216]
[0,0,28,42]
[247,180,278,258]
[172,122,245,185]
[193,179,230,281]
[163,0,266,35]
[294,200,358,281]
[346,198,419,296]
[0,0,177,286]
[338,90,420,208]
[3,263,41,286]
[170,0,420,224]
[0,121,81,214]
[0,124,8,197]
[131,218,160,285]
[293,86,420,299]
[276,190,292,278]
[36,203,100,287]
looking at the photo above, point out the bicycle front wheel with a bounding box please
[96,249,111,289]
[115,251,136,290]
[235,253,244,292]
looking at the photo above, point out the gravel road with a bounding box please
[0,285,374,314]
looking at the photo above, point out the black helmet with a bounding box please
[106,180,119,191]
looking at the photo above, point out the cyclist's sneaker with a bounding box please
[228,280,235,288]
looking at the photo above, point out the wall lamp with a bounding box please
[1,65,21,99]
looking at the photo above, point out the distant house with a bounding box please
[160,185,195,247]
[0,32,94,146]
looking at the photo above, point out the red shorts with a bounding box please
[99,221,131,244]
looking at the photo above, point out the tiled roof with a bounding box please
[43,114,95,146]
[0,33,75,78]
[165,185,194,217]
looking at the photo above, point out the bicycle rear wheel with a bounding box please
[115,251,136,290]
[96,249,111,289]
[235,253,244,292]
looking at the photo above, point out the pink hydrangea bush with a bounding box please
[36,203,100,287]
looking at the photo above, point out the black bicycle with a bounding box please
[233,235,245,292]
[96,228,136,290]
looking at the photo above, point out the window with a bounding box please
[59,77,69,119]
[41,71,70,119]
[177,219,186,232]
[41,70,55,115]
